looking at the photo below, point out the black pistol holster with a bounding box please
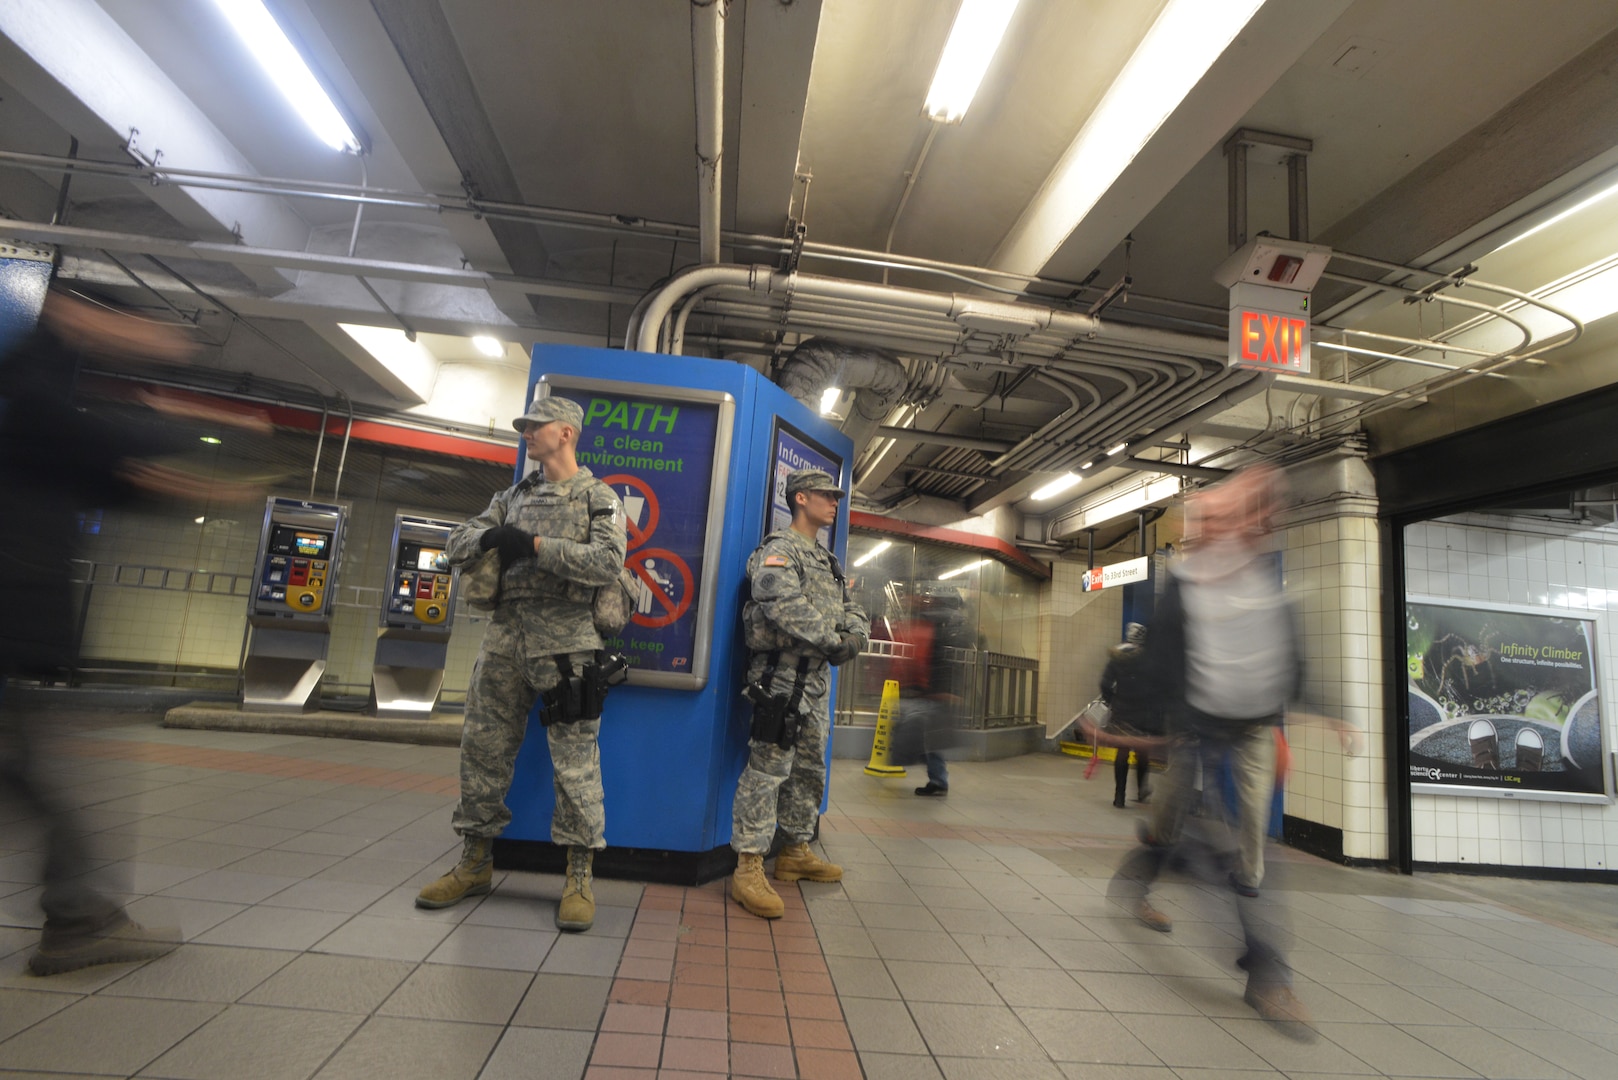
[540,651,631,726]
[744,652,812,749]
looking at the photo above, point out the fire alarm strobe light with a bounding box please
[1213,237,1332,294]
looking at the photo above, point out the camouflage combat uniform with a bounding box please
[445,466,627,849]
[731,527,870,854]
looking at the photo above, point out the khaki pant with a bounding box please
[1149,720,1277,891]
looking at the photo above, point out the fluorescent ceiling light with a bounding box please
[1501,178,1618,251]
[1079,461,1094,471]
[1031,472,1082,501]
[924,0,1021,123]
[1106,443,1127,457]
[820,386,842,415]
[472,335,504,358]
[194,516,206,525]
[210,0,362,152]
[994,0,1264,271]
[853,540,892,568]
[340,323,438,401]
[940,558,989,580]
[199,435,222,445]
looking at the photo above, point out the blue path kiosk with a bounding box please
[492,345,854,884]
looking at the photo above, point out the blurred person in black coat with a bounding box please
[1098,622,1160,807]
[0,288,262,975]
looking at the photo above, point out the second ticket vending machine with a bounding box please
[372,512,460,717]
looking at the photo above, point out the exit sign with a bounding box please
[1227,283,1310,374]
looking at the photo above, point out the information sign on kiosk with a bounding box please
[764,417,842,547]
[372,513,460,717]
[243,497,346,711]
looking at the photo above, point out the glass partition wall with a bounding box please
[837,531,1041,732]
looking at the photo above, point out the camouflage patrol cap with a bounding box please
[513,395,584,433]
[784,467,843,499]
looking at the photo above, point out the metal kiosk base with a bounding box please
[370,630,449,718]
[242,623,330,712]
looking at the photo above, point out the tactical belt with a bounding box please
[745,650,814,749]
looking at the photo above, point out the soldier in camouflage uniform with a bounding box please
[731,467,869,918]
[417,395,627,932]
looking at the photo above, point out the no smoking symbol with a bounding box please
[605,473,694,629]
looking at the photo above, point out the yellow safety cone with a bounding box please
[864,679,907,777]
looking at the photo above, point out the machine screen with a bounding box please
[416,548,447,571]
[268,524,333,559]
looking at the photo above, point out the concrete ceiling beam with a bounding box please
[732,0,823,239]
[367,0,552,290]
[990,0,1354,281]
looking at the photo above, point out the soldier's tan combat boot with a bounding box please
[773,842,843,883]
[416,836,493,909]
[731,852,784,918]
[556,846,595,932]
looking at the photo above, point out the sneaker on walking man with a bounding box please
[730,468,868,917]
[418,395,627,932]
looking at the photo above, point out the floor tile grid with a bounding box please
[593,881,861,1080]
[810,799,1618,1080]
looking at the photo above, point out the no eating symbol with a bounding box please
[606,473,694,629]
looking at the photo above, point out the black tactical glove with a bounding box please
[825,631,865,666]
[480,524,536,568]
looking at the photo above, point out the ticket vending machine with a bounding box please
[371,513,459,717]
[242,497,346,711]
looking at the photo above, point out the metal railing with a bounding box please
[835,644,1040,731]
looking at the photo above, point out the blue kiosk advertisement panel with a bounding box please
[503,345,852,870]
[534,375,734,690]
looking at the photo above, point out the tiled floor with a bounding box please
[5,709,1618,1079]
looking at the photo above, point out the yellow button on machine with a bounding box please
[296,591,317,608]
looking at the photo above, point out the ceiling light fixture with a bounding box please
[1106,443,1127,457]
[1032,473,1082,501]
[1501,177,1618,251]
[199,435,222,445]
[940,558,989,580]
[194,516,206,525]
[853,540,892,568]
[472,335,504,358]
[923,0,1021,124]
[820,386,842,415]
[993,0,1264,270]
[209,0,362,153]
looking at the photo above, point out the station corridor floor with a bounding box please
[5,708,1618,1080]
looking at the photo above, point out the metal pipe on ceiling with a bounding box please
[0,149,1262,336]
[691,0,727,264]
[3,220,643,306]
[628,264,1228,360]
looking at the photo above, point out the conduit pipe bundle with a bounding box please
[627,264,1238,494]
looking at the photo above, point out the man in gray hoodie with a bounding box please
[1114,466,1312,1032]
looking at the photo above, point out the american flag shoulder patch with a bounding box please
[762,554,789,567]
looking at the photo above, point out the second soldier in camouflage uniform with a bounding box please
[730,467,869,918]
[417,396,627,932]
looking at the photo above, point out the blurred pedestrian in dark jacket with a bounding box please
[0,287,261,975]
[1099,622,1160,807]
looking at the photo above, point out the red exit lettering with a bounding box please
[1239,311,1308,366]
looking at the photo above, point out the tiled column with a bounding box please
[1276,453,1387,861]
